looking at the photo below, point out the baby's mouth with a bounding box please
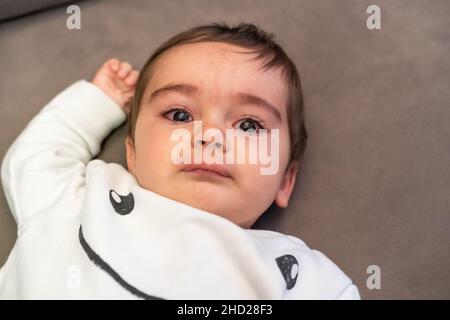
[181,163,231,179]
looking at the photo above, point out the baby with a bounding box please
[0,23,360,299]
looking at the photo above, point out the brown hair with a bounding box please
[127,22,308,164]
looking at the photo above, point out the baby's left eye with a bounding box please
[235,118,263,134]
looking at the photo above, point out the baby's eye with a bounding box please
[164,108,193,122]
[235,118,264,134]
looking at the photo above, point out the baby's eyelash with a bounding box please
[160,107,268,130]
[160,105,195,122]
[238,115,266,130]
[160,104,192,115]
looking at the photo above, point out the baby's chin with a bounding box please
[172,181,235,210]
[134,170,255,225]
[161,181,240,218]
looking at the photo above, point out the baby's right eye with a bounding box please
[163,108,193,122]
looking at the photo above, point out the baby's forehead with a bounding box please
[154,42,283,79]
[146,43,288,105]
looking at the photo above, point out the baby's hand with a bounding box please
[92,58,139,114]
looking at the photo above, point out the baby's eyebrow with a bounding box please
[149,83,282,123]
[235,92,282,123]
[149,83,198,101]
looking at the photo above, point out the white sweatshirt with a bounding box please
[0,80,360,300]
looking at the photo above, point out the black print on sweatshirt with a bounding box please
[78,226,164,300]
[276,254,299,290]
[109,190,134,215]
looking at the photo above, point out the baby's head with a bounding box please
[125,23,307,229]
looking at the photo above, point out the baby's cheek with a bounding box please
[141,127,172,153]
[240,167,282,213]
[148,140,173,167]
[239,163,281,191]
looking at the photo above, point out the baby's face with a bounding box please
[126,42,298,228]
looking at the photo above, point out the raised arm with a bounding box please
[1,59,138,232]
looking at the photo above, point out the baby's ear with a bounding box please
[125,136,136,174]
[275,161,299,208]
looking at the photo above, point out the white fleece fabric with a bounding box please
[0,80,360,300]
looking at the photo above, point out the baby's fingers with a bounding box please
[125,70,139,86]
[118,61,132,78]
[105,58,120,72]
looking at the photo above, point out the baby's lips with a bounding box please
[181,163,232,178]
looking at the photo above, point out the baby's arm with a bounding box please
[1,59,139,233]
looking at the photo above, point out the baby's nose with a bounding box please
[191,119,227,152]
[196,138,223,149]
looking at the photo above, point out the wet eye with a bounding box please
[164,108,193,122]
[236,118,263,134]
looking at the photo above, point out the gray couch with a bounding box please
[1,0,449,299]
